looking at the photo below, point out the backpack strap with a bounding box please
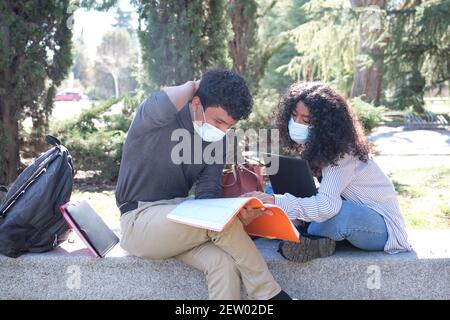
[45,134,74,177]
[45,135,61,147]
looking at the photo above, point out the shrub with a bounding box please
[51,95,141,181]
[236,88,279,131]
[349,97,386,135]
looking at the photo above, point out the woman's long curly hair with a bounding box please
[275,82,372,176]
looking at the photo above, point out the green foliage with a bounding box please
[72,28,139,100]
[280,0,449,112]
[76,0,117,11]
[350,97,386,134]
[227,0,259,92]
[0,0,73,183]
[236,88,279,131]
[64,129,126,181]
[47,85,147,181]
[96,28,139,98]
[383,0,450,112]
[72,38,92,90]
[52,97,133,181]
[113,7,135,34]
[53,98,120,134]
[133,0,230,87]
[258,0,309,94]
[282,0,358,96]
[227,0,284,94]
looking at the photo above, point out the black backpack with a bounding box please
[0,135,74,258]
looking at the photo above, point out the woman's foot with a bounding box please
[278,234,336,263]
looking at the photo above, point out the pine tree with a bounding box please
[285,0,359,96]
[227,0,287,94]
[0,0,73,185]
[72,33,93,91]
[132,0,230,87]
[350,0,388,105]
[384,0,450,112]
[113,7,135,35]
[258,0,309,94]
[282,0,449,111]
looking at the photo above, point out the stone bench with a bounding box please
[1,230,449,300]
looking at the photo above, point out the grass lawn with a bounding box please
[377,156,450,229]
[72,155,450,230]
[71,185,120,227]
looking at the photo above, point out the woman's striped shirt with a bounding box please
[274,154,412,254]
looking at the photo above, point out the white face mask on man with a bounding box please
[288,118,310,144]
[192,105,227,142]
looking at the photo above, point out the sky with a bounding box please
[72,0,138,60]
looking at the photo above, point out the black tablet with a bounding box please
[263,154,317,198]
[61,201,119,258]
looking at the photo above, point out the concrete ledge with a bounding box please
[1,230,449,300]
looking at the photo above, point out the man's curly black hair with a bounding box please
[275,81,372,175]
[195,69,252,121]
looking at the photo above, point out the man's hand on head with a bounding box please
[193,79,201,92]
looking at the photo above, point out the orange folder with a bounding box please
[245,203,300,243]
[167,197,300,243]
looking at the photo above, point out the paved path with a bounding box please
[369,126,450,155]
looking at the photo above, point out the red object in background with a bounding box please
[55,91,82,102]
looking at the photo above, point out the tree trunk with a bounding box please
[111,71,120,98]
[227,0,250,76]
[0,103,20,185]
[350,0,387,105]
[0,3,19,185]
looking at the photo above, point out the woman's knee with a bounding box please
[308,201,386,241]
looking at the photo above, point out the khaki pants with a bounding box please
[120,197,281,300]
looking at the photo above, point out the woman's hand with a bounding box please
[238,205,266,226]
[240,191,275,205]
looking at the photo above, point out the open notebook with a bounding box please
[166,197,299,243]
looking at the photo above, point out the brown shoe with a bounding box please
[278,234,336,263]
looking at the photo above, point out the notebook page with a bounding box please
[167,197,257,231]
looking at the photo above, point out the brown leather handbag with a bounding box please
[221,163,264,198]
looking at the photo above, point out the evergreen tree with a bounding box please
[131,0,230,87]
[227,0,287,94]
[384,0,450,112]
[283,0,449,111]
[72,32,93,91]
[0,0,73,184]
[258,0,309,94]
[113,7,135,35]
[350,0,388,105]
[284,0,359,96]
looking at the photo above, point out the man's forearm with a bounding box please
[162,81,198,111]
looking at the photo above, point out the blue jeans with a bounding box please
[307,201,388,251]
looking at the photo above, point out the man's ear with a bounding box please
[191,96,202,112]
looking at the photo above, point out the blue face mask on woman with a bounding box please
[288,118,310,144]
